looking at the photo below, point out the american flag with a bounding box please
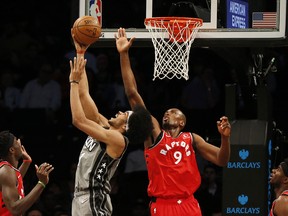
[252,12,277,28]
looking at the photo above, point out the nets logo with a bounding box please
[226,194,260,214]
[227,149,261,169]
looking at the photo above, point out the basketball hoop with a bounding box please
[144,17,203,80]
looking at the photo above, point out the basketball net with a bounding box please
[144,17,203,80]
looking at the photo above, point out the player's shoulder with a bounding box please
[282,190,288,196]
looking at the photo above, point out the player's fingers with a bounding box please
[123,28,127,37]
[117,28,121,37]
[73,57,77,69]
[129,37,136,46]
[46,166,54,174]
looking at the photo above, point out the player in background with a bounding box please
[115,27,231,216]
[269,158,288,216]
[0,130,54,216]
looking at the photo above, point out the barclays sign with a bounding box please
[225,194,261,214]
[227,149,261,169]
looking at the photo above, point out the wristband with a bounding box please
[77,50,85,54]
[23,159,32,163]
[70,80,79,84]
[38,181,46,188]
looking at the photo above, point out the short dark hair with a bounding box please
[0,130,15,158]
[126,105,153,145]
[280,158,288,177]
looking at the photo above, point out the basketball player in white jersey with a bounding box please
[69,30,153,216]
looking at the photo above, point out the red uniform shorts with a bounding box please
[149,195,202,216]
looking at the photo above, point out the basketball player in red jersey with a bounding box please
[0,130,54,216]
[115,27,231,216]
[269,158,288,216]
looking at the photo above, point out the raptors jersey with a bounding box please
[270,190,288,216]
[145,131,201,199]
[72,135,128,216]
[0,161,24,216]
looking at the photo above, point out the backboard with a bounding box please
[79,0,287,47]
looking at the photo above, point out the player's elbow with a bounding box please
[10,210,22,216]
[217,156,230,167]
[218,160,229,167]
[126,89,138,100]
[6,205,23,216]
[72,115,86,129]
[126,89,144,105]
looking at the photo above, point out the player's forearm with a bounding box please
[218,136,230,166]
[70,82,86,123]
[76,52,89,97]
[19,159,32,177]
[8,183,44,215]
[120,52,146,108]
[120,52,138,93]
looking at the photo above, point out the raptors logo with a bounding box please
[89,0,102,26]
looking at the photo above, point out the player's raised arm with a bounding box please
[71,29,108,126]
[115,28,146,109]
[115,27,161,141]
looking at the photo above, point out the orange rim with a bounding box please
[144,17,203,42]
[144,17,203,28]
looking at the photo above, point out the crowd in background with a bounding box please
[1,1,288,215]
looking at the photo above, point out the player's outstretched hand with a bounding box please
[115,27,135,53]
[35,162,54,185]
[71,28,90,54]
[69,56,87,83]
[217,116,231,137]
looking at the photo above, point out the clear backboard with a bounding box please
[78,0,287,47]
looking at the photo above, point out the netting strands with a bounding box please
[144,17,203,80]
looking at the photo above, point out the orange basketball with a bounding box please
[72,16,101,45]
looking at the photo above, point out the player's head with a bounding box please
[270,158,288,187]
[108,111,131,132]
[0,130,16,159]
[125,105,153,145]
[162,108,186,131]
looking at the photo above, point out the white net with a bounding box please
[144,17,203,80]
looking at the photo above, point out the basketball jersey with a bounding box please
[73,135,128,216]
[0,161,24,216]
[269,190,288,216]
[145,131,201,199]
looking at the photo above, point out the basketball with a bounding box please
[72,16,101,45]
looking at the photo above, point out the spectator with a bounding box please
[20,62,61,111]
[0,69,21,111]
[25,205,45,216]
[19,62,61,127]
[117,146,149,216]
[180,65,220,136]
[195,164,222,216]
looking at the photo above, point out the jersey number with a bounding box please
[174,151,182,164]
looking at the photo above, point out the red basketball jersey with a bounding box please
[145,131,201,199]
[0,161,25,216]
[270,190,288,216]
